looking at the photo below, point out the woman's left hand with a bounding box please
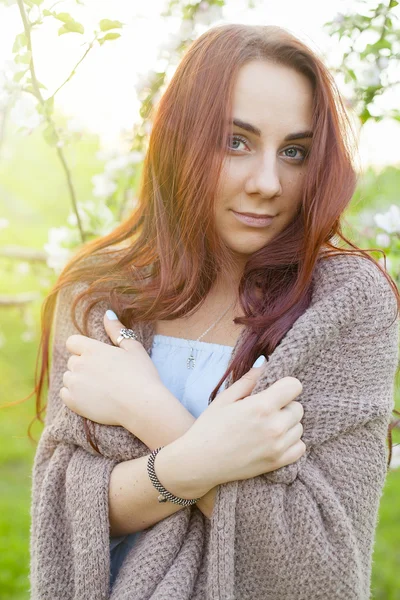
[60,311,164,428]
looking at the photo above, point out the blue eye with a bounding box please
[227,134,249,152]
[227,134,308,162]
[283,147,308,161]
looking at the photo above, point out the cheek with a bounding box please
[217,161,242,195]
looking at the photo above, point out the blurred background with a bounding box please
[0,0,399,598]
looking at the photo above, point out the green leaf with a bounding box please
[347,68,357,81]
[98,32,121,45]
[37,96,54,117]
[13,70,27,83]
[54,12,74,23]
[43,9,53,16]
[43,96,54,116]
[374,39,392,51]
[15,51,32,65]
[360,107,371,124]
[26,77,47,90]
[99,19,123,31]
[58,21,85,35]
[12,33,27,53]
[31,0,44,5]
[42,124,58,147]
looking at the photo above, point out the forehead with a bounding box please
[231,60,314,134]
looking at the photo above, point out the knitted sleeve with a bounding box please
[30,281,122,600]
[209,257,399,600]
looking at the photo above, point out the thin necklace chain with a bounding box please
[186,299,236,369]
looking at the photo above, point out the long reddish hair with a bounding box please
[22,24,400,462]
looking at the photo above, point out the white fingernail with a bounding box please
[252,355,266,368]
[106,310,118,320]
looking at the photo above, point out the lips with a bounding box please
[231,210,275,228]
[234,211,275,218]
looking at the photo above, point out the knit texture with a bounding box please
[29,254,399,600]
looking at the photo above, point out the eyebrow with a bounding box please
[230,118,314,141]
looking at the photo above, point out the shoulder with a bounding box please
[53,249,121,336]
[313,253,398,317]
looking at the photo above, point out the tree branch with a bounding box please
[0,246,48,263]
[16,0,86,243]
[49,37,96,101]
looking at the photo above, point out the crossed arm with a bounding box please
[109,388,218,537]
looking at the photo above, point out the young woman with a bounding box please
[29,24,399,599]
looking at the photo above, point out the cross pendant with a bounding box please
[187,349,196,369]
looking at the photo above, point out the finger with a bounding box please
[59,386,72,405]
[67,354,81,371]
[249,377,303,412]
[66,334,98,356]
[211,364,264,406]
[62,370,74,388]
[267,378,304,410]
[104,310,140,351]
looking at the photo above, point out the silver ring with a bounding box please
[116,328,139,347]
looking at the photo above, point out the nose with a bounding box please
[245,150,282,198]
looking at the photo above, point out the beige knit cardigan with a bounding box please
[30,254,399,600]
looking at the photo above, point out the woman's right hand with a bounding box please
[179,363,306,491]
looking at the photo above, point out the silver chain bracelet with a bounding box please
[147,446,201,506]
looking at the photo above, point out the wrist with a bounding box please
[196,486,218,519]
[119,384,196,448]
[154,437,214,500]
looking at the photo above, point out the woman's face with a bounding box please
[214,59,314,268]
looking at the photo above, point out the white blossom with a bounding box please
[46,226,70,244]
[96,148,117,162]
[0,89,9,109]
[16,261,30,275]
[158,32,182,54]
[44,226,73,273]
[374,204,400,234]
[67,117,85,133]
[134,71,154,94]
[28,4,40,22]
[104,151,143,174]
[3,60,25,76]
[0,72,11,109]
[38,276,51,288]
[92,173,117,198]
[194,2,223,26]
[144,120,153,135]
[23,309,35,327]
[179,19,194,39]
[389,444,400,470]
[21,330,35,342]
[0,218,9,229]
[375,232,391,248]
[95,205,117,235]
[67,200,117,236]
[333,13,345,24]
[10,95,43,131]
[67,206,91,231]
[360,66,381,87]
[377,56,389,70]
[0,67,24,101]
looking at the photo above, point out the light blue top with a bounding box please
[109,333,234,587]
